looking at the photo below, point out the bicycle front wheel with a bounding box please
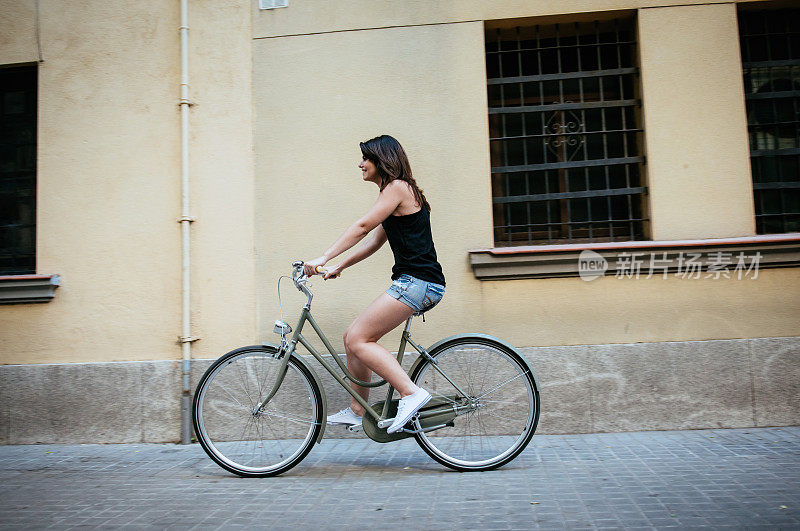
[192,346,323,477]
[410,336,540,471]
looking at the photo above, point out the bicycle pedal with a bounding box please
[346,425,362,433]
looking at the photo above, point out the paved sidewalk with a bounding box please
[1,427,798,529]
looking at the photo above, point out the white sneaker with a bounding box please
[327,407,362,428]
[386,388,431,434]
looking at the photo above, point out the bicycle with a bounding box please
[192,261,540,477]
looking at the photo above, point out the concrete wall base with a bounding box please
[1,336,797,444]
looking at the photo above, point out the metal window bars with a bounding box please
[739,8,800,235]
[0,66,37,275]
[486,18,647,246]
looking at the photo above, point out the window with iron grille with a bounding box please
[0,65,37,275]
[486,18,647,246]
[739,8,800,234]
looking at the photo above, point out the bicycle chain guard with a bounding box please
[361,396,459,443]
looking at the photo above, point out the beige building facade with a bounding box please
[0,0,797,444]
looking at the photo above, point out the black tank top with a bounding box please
[381,208,446,286]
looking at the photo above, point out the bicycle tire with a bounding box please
[410,336,540,472]
[192,346,323,477]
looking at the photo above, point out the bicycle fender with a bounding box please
[261,342,328,444]
[410,333,540,389]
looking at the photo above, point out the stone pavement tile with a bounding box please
[1,427,799,528]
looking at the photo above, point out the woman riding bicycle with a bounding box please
[303,134,446,435]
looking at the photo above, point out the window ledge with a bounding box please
[468,233,800,280]
[0,275,61,304]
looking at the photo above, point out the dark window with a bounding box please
[486,18,647,246]
[0,65,37,274]
[739,8,800,234]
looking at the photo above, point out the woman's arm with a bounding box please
[335,224,388,272]
[304,182,404,275]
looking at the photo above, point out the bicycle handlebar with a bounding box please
[289,261,324,307]
[289,261,340,309]
[291,261,307,283]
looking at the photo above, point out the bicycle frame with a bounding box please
[253,266,473,430]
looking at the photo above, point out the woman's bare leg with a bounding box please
[343,293,420,415]
[343,339,372,416]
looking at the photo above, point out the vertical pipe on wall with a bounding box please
[178,0,195,445]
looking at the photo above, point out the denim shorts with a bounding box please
[386,274,445,315]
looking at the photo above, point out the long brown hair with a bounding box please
[360,135,431,211]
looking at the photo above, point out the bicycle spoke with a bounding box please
[477,409,524,424]
[260,410,319,426]
[428,388,457,405]
[235,359,255,409]
[217,384,250,411]
[476,371,527,399]
[478,352,492,397]
[479,398,522,406]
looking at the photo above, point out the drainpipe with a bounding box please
[178,0,197,445]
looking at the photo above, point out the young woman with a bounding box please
[303,135,446,435]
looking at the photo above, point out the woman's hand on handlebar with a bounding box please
[303,257,326,277]
[319,263,342,280]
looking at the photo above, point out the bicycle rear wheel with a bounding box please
[192,346,323,477]
[410,336,539,471]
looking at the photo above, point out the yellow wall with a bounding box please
[252,20,494,352]
[251,0,747,39]
[638,3,756,240]
[476,269,800,347]
[185,1,257,360]
[0,0,256,364]
[0,1,38,64]
[1,0,796,366]
[251,1,799,352]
